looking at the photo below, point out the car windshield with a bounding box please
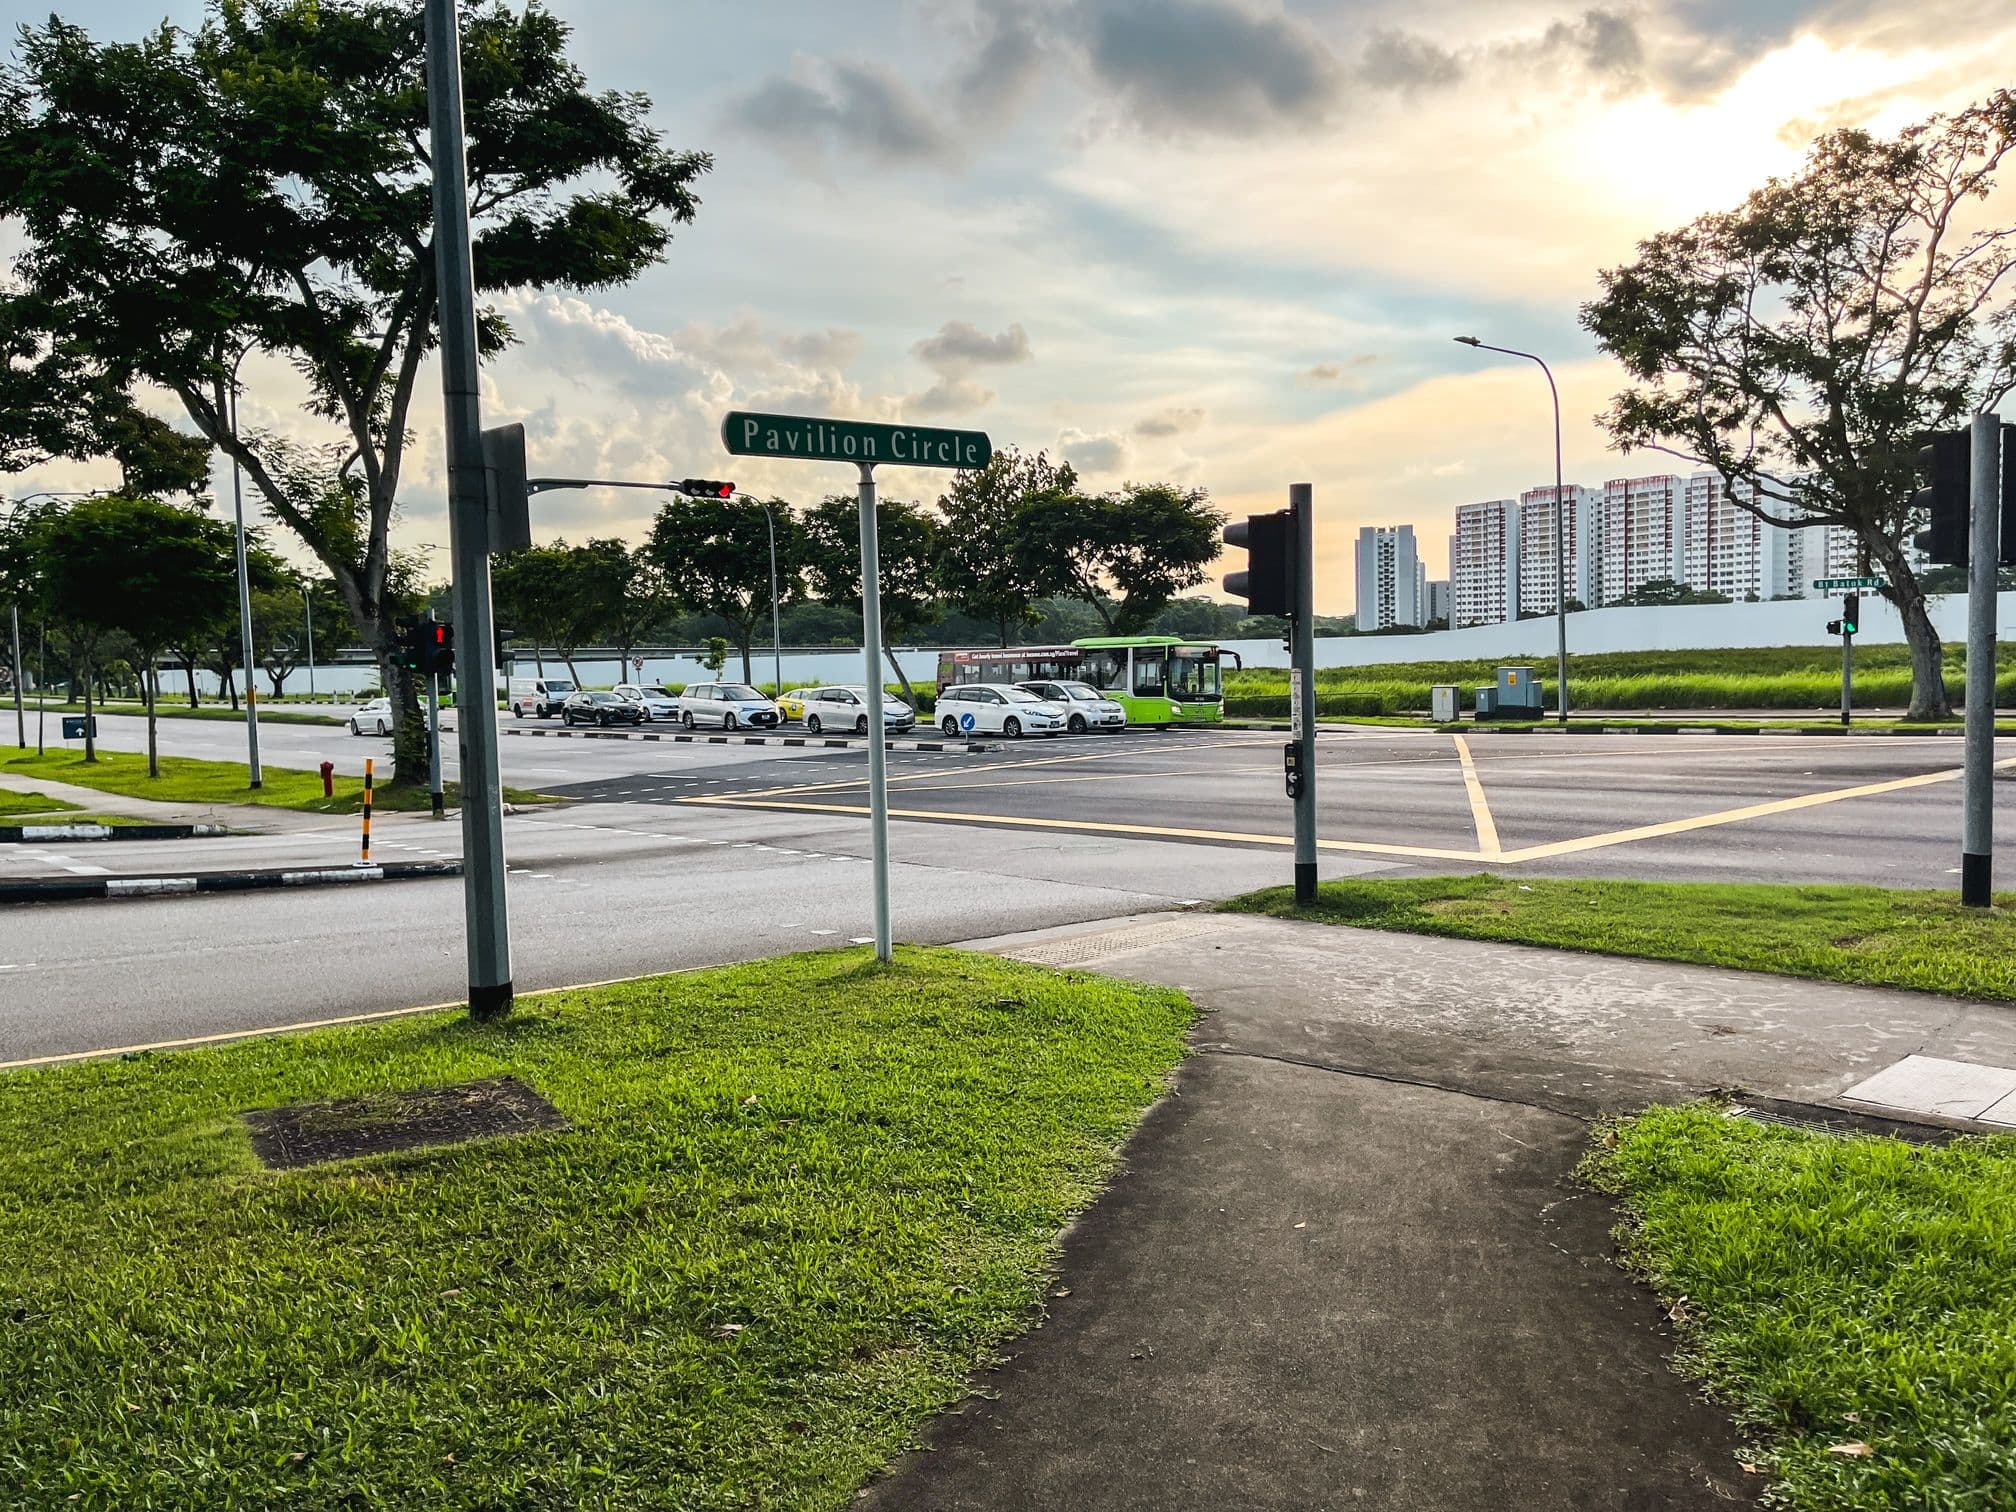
[1059,683,1101,701]
[1169,651,1220,700]
[717,684,762,701]
[587,692,618,703]
[1002,687,1045,703]
[547,681,576,693]
[640,686,672,696]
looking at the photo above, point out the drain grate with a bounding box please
[1011,918,1208,968]
[244,1077,567,1170]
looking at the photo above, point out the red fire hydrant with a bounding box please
[320,760,335,798]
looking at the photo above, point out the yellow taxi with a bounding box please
[775,687,810,723]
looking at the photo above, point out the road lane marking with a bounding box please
[677,794,1487,862]
[1451,734,1501,859]
[722,736,1280,803]
[1496,754,2016,863]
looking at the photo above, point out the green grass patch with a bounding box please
[0,948,1192,1507]
[0,745,551,815]
[26,699,343,726]
[1223,875,2016,1003]
[1582,1104,2016,1508]
[0,787,82,818]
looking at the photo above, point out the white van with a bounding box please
[508,675,577,718]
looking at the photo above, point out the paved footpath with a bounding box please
[863,914,2016,1511]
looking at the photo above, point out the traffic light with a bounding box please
[481,422,532,553]
[394,613,427,674]
[2003,423,2016,568]
[1911,429,1970,566]
[494,626,516,669]
[1840,592,1859,637]
[426,620,454,677]
[678,479,736,499]
[1223,509,1294,617]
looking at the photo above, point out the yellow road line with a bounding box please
[1496,755,2016,863]
[1451,734,1501,859]
[679,794,1486,862]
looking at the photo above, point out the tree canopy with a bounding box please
[1018,482,1222,634]
[645,497,796,682]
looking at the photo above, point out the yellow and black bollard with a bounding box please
[359,757,374,866]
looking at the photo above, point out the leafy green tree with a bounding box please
[934,449,1078,645]
[800,495,941,702]
[491,542,604,684]
[1017,482,1223,633]
[0,0,709,782]
[646,497,798,683]
[1583,91,2016,719]
[700,637,730,676]
[34,496,237,772]
[574,539,670,679]
[1616,578,1731,608]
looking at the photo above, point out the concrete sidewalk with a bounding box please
[863,914,2016,1511]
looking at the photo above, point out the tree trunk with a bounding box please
[81,664,96,764]
[1870,541,1952,720]
[141,649,159,778]
[374,628,428,790]
[562,652,582,686]
[883,643,918,709]
[185,658,201,709]
[738,636,753,684]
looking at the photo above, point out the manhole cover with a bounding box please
[1012,918,1207,968]
[244,1077,567,1170]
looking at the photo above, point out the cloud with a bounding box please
[907,376,997,416]
[1058,426,1128,473]
[777,327,865,368]
[1357,30,1463,92]
[738,58,952,164]
[1077,0,1343,134]
[956,0,1049,124]
[912,320,1034,372]
[1133,405,1206,437]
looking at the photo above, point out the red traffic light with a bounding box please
[679,478,735,499]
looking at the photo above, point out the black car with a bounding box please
[561,690,646,728]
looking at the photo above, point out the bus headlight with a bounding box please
[1169,704,1181,717]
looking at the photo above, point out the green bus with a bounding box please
[935,636,1232,727]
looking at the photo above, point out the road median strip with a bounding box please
[0,822,234,842]
[502,725,993,753]
[0,859,461,904]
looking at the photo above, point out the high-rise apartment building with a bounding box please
[1683,473,1802,600]
[1596,475,1687,604]
[1354,525,1427,630]
[1516,485,1599,615]
[1427,579,1451,625]
[1451,499,1520,628]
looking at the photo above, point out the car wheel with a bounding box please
[942,716,960,737]
[1003,716,1022,738]
[681,711,694,731]
[1068,714,1087,734]
[512,705,523,718]
[723,711,738,732]
[806,714,822,734]
[349,720,361,736]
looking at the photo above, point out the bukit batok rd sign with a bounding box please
[721,411,992,470]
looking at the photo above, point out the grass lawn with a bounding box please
[0,788,82,818]
[0,745,550,815]
[0,948,1192,1508]
[1583,1104,2016,1509]
[27,699,341,726]
[1223,875,2016,1003]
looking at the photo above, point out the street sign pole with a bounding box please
[428,669,444,820]
[1291,483,1318,905]
[1961,411,2001,906]
[1840,609,1852,728]
[10,603,23,749]
[426,0,512,1015]
[856,462,891,962]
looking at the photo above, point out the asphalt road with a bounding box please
[4,713,2012,1062]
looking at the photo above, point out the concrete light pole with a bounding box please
[224,340,264,783]
[1456,336,1571,723]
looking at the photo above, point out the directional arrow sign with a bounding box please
[1812,576,1887,590]
[721,411,991,470]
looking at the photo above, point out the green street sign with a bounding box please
[721,411,991,471]
[1812,576,1887,590]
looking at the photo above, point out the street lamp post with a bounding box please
[303,583,316,702]
[1455,336,1571,724]
[738,494,785,696]
[224,342,264,783]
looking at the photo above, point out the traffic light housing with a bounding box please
[1911,429,1971,566]
[678,479,736,499]
[1223,509,1294,618]
[1840,592,1859,636]
[426,620,454,677]
[481,422,532,553]
[2003,423,2016,568]
[494,626,515,669]
[394,613,427,674]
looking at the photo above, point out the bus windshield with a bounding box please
[1169,649,1221,700]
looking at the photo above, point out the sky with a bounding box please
[5,0,2014,614]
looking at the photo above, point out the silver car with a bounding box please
[612,682,681,721]
[1018,680,1128,734]
[677,680,781,731]
[798,685,917,735]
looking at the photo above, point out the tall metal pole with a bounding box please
[856,460,892,962]
[10,603,23,749]
[227,376,264,787]
[35,620,45,755]
[1840,616,1852,728]
[1960,411,2001,907]
[427,669,445,819]
[1545,364,1569,724]
[304,585,317,702]
[763,500,783,695]
[1290,482,1318,905]
[427,0,513,1016]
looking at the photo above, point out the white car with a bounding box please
[348,697,393,736]
[507,675,576,718]
[798,685,917,735]
[612,682,681,721]
[677,681,781,731]
[1018,679,1128,734]
[936,683,1067,738]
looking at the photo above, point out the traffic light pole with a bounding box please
[1840,616,1852,727]
[1961,410,2001,907]
[857,461,892,963]
[427,670,444,820]
[426,0,512,1016]
[1291,483,1318,906]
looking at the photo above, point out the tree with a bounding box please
[646,496,797,683]
[700,637,729,676]
[34,496,237,774]
[800,494,941,702]
[1583,91,2016,719]
[1017,482,1223,633]
[934,449,1077,645]
[1616,578,1731,608]
[574,539,668,680]
[0,1,710,784]
[490,542,605,684]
